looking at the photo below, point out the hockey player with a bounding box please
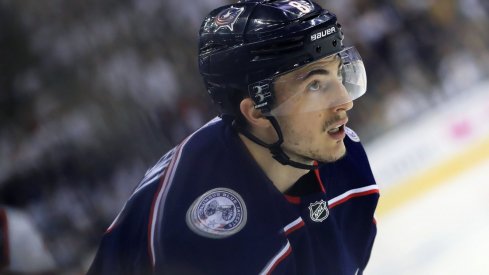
[88,0,379,274]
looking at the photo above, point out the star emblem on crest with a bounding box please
[214,7,245,32]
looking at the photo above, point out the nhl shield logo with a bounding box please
[308,200,329,222]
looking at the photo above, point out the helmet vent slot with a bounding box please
[250,36,304,58]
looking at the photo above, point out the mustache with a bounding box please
[323,114,347,132]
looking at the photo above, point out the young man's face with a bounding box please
[272,55,353,164]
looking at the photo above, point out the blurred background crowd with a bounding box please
[0,0,488,273]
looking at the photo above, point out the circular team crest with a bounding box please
[308,200,329,222]
[345,126,360,142]
[186,188,247,238]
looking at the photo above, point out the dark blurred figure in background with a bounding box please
[0,0,488,273]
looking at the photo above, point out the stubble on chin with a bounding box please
[315,142,347,163]
[288,141,346,165]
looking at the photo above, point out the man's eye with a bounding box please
[307,80,321,92]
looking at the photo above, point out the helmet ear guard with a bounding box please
[248,79,274,113]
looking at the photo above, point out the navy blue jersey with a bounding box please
[88,117,379,275]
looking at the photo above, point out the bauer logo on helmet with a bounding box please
[310,26,337,42]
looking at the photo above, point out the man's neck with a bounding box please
[238,133,310,193]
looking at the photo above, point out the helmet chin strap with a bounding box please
[233,116,318,170]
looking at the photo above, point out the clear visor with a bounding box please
[268,47,367,116]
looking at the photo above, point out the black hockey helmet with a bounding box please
[199,0,349,116]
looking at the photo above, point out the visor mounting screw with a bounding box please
[332,40,338,47]
[315,46,322,53]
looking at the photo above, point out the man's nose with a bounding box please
[333,99,353,112]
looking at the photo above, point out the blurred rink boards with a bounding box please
[364,81,489,274]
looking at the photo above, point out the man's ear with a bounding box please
[239,98,270,128]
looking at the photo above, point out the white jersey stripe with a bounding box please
[259,218,304,274]
[149,117,221,267]
[149,143,183,266]
[106,166,165,233]
[137,149,176,191]
[142,157,172,181]
[136,172,163,193]
[328,184,379,207]
[260,241,292,275]
[106,175,162,232]
[283,217,303,234]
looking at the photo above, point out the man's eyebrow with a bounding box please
[300,68,329,81]
[297,58,342,81]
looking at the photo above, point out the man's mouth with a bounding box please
[326,118,348,140]
[327,125,343,134]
